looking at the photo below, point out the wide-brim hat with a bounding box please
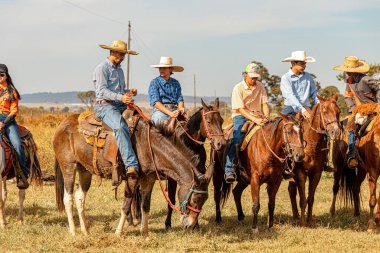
[332,56,370,73]
[99,40,139,55]
[150,56,184,72]
[282,50,316,63]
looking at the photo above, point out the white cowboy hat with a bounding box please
[282,51,316,63]
[332,56,370,73]
[99,40,139,55]
[150,56,184,72]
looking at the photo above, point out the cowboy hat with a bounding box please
[150,57,184,72]
[332,56,370,73]
[282,50,316,63]
[99,40,139,55]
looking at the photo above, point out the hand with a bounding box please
[178,107,186,115]
[0,122,3,130]
[302,110,311,119]
[130,88,137,96]
[122,94,134,104]
[253,117,267,126]
[169,110,180,118]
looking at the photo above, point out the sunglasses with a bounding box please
[295,61,307,66]
[0,73,6,77]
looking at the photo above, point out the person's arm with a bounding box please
[176,82,185,114]
[261,86,270,117]
[280,75,305,112]
[262,103,270,118]
[149,79,177,117]
[94,65,122,101]
[364,76,380,103]
[344,84,355,112]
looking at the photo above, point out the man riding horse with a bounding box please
[93,40,140,186]
[280,50,335,176]
[224,62,270,183]
[333,56,380,169]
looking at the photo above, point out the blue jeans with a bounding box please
[281,106,296,115]
[151,107,175,125]
[0,115,29,177]
[225,115,247,176]
[347,131,356,160]
[95,103,139,171]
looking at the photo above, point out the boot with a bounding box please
[16,173,29,189]
[347,131,358,169]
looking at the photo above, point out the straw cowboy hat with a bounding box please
[332,56,370,73]
[282,50,316,63]
[150,57,184,72]
[99,40,138,55]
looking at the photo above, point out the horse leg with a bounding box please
[267,178,282,230]
[165,177,177,230]
[367,173,378,232]
[75,168,92,236]
[251,173,260,234]
[140,174,156,237]
[330,168,342,218]
[62,163,77,236]
[17,189,26,223]
[296,171,307,227]
[233,181,248,221]
[0,178,6,227]
[115,194,134,235]
[213,160,224,224]
[306,172,322,226]
[288,181,299,220]
[355,169,366,217]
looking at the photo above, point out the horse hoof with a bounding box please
[215,216,222,224]
[367,228,375,233]
[252,228,259,235]
[238,214,245,221]
[165,224,172,231]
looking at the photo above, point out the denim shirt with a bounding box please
[148,76,184,107]
[280,69,319,112]
[93,59,126,102]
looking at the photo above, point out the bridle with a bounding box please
[307,103,339,136]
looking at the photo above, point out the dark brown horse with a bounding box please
[221,113,304,233]
[54,110,212,236]
[289,95,341,226]
[164,99,225,230]
[0,127,42,227]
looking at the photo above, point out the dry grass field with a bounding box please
[1,112,380,252]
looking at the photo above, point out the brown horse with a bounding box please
[0,127,42,227]
[54,110,212,236]
[221,113,304,233]
[288,95,341,226]
[164,99,225,230]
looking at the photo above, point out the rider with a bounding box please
[93,40,140,186]
[148,56,186,124]
[224,62,270,183]
[333,56,380,168]
[280,51,335,175]
[0,64,29,189]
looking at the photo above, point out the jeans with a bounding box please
[151,107,176,125]
[281,106,296,115]
[0,115,29,177]
[95,103,139,171]
[347,131,356,160]
[225,115,247,176]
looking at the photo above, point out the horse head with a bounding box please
[281,112,305,162]
[199,98,225,151]
[316,94,341,140]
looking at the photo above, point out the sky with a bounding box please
[1,0,379,98]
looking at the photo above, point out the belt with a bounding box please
[96,100,114,105]
[164,103,177,109]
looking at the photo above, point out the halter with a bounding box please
[180,184,208,213]
[307,103,339,136]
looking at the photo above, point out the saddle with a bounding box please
[222,121,260,151]
[78,108,141,184]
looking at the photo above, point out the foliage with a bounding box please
[319,86,348,117]
[77,90,96,110]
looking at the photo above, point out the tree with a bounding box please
[319,85,348,117]
[77,91,96,111]
[61,106,70,113]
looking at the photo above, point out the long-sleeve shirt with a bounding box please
[280,69,319,113]
[0,83,18,115]
[93,59,126,102]
[148,76,184,107]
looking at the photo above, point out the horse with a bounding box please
[0,127,42,227]
[163,99,225,230]
[288,95,341,226]
[53,108,212,236]
[220,113,305,233]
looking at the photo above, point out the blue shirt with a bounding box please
[148,76,184,107]
[280,69,319,112]
[93,59,126,102]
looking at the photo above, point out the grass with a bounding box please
[1,114,380,252]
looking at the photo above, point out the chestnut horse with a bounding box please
[288,95,341,226]
[0,128,42,227]
[219,113,305,233]
[54,111,212,236]
[164,99,225,230]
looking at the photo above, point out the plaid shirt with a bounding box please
[148,76,184,107]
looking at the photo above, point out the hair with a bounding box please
[4,73,21,101]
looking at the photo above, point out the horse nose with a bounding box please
[295,152,305,162]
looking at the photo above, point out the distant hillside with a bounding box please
[20,91,231,105]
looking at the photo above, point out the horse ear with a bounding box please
[215,98,220,109]
[317,95,325,103]
[280,113,289,121]
[201,99,209,110]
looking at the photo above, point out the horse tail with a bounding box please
[29,145,43,187]
[132,185,142,223]
[55,158,65,212]
[340,164,355,207]
[220,180,232,207]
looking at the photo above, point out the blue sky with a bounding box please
[0,0,379,97]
